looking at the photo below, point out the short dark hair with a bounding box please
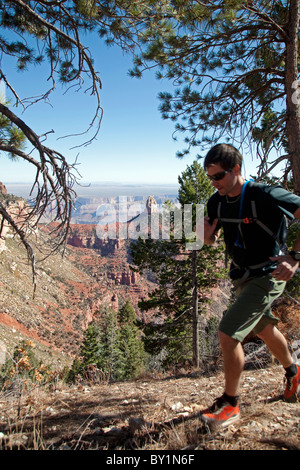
[204,143,243,171]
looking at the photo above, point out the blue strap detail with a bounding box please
[238,180,250,218]
[235,180,251,248]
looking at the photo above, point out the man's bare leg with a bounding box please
[257,323,293,368]
[218,330,245,397]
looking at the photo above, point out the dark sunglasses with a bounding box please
[206,169,231,181]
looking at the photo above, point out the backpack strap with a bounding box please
[217,181,285,248]
[250,200,282,246]
[217,181,287,274]
[217,181,251,249]
[217,180,251,225]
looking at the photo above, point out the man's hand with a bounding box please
[195,216,219,245]
[270,255,299,281]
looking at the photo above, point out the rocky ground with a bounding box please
[0,189,299,453]
[0,364,299,451]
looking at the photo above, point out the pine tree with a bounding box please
[67,303,147,383]
[97,306,124,381]
[0,97,26,159]
[80,322,102,366]
[131,0,300,192]
[130,162,225,369]
[118,301,146,379]
[67,321,102,382]
[0,0,174,282]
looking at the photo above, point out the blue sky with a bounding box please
[1,36,261,187]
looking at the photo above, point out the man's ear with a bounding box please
[232,164,241,176]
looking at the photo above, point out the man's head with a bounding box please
[204,144,244,196]
[204,143,243,172]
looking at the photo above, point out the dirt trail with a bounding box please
[0,365,299,451]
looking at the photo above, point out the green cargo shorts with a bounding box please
[219,275,286,342]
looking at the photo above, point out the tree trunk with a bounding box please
[191,250,200,368]
[285,0,300,194]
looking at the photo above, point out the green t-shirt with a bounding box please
[207,181,300,274]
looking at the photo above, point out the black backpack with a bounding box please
[216,180,289,280]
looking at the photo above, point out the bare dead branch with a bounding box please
[0,201,37,295]
[0,102,78,288]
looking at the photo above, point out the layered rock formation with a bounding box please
[0,197,156,364]
[0,182,8,253]
[0,182,37,253]
[0,182,7,195]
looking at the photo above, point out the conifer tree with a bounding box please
[97,306,124,381]
[0,0,173,282]
[80,321,102,367]
[67,321,102,382]
[67,303,146,382]
[130,162,225,369]
[118,301,146,379]
[131,0,300,192]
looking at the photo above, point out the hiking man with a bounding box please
[197,143,300,429]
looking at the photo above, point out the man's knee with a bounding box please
[256,323,276,341]
[218,329,239,348]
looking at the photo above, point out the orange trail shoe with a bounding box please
[200,395,240,430]
[284,365,300,403]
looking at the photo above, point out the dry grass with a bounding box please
[0,364,299,451]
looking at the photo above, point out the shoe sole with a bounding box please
[284,384,300,403]
[201,412,240,430]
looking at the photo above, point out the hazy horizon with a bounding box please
[4,181,180,200]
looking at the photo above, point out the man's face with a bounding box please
[206,163,240,196]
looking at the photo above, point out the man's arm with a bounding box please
[292,207,300,251]
[271,206,300,281]
[195,216,220,245]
